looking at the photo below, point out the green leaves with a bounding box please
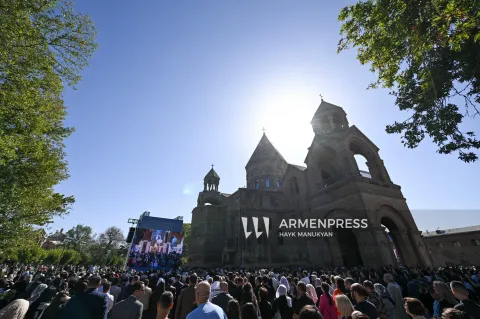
[338,0,480,162]
[0,0,97,243]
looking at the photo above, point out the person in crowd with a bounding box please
[335,294,354,319]
[226,299,240,319]
[150,280,166,319]
[186,281,227,319]
[272,284,293,319]
[441,308,470,319]
[351,283,378,319]
[345,278,356,306]
[241,302,257,319]
[294,281,315,319]
[173,276,184,295]
[432,281,457,318]
[450,281,480,319]
[363,280,386,319]
[334,277,347,298]
[61,275,108,319]
[110,278,122,303]
[0,299,29,319]
[314,278,323,307]
[157,291,174,319]
[384,274,408,319]
[299,305,322,319]
[175,274,198,319]
[102,281,115,314]
[109,281,145,319]
[140,279,153,317]
[306,284,318,306]
[351,310,370,319]
[404,297,427,319]
[40,291,71,319]
[319,282,336,319]
[373,283,396,319]
[241,283,259,314]
[212,282,234,315]
[257,287,272,319]
[122,276,140,301]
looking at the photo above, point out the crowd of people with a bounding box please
[127,252,182,269]
[0,263,478,319]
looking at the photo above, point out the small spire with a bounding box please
[319,93,323,102]
[211,164,214,169]
[262,127,266,135]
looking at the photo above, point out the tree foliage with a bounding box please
[181,223,190,260]
[65,224,95,251]
[0,0,97,245]
[338,0,480,162]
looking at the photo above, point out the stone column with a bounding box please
[408,230,434,267]
[371,227,396,266]
[327,236,343,266]
[355,229,381,268]
[344,150,360,177]
[390,230,417,266]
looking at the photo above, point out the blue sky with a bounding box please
[52,0,479,236]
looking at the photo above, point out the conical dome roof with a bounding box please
[204,168,220,179]
[246,133,287,167]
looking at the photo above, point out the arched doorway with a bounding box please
[335,228,363,267]
[380,216,405,265]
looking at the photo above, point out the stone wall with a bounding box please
[424,229,480,266]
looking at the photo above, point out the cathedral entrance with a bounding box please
[381,217,404,265]
[335,228,363,267]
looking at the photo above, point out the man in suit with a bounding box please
[109,281,144,319]
[211,282,233,314]
[175,274,198,319]
[60,275,107,319]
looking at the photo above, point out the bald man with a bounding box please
[186,281,227,319]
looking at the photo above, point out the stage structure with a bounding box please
[125,212,183,271]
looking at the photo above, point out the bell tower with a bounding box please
[204,165,220,192]
[311,99,349,135]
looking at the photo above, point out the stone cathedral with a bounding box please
[189,100,433,268]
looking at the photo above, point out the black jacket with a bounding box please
[60,288,107,319]
[212,292,233,314]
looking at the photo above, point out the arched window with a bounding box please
[276,178,281,188]
[265,177,270,188]
[255,180,259,189]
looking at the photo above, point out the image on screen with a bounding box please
[127,228,184,269]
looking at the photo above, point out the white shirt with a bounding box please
[104,293,114,317]
[210,281,221,301]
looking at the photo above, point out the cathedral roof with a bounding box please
[289,164,307,171]
[204,168,220,179]
[310,100,346,123]
[246,133,287,167]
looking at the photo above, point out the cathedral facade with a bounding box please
[188,100,433,268]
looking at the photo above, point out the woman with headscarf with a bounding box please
[279,277,290,295]
[0,299,29,319]
[384,274,408,319]
[306,284,318,305]
[272,284,293,319]
[314,278,324,307]
[374,283,396,319]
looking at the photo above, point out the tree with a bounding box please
[0,0,97,247]
[98,226,125,251]
[181,223,191,259]
[338,0,480,162]
[65,224,95,251]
